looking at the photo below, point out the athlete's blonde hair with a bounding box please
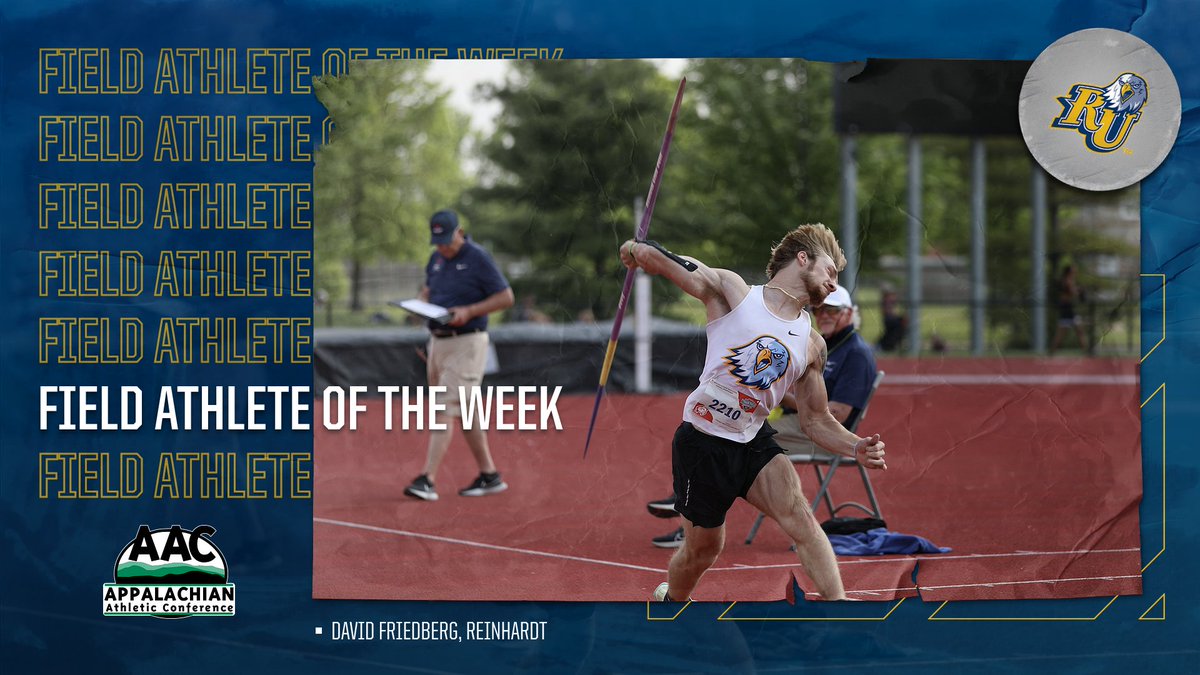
[765,223,847,279]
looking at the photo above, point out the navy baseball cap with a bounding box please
[429,210,459,244]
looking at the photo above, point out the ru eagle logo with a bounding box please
[1051,72,1147,153]
[725,336,790,390]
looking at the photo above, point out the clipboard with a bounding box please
[390,299,451,324]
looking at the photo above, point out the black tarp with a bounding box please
[314,319,708,394]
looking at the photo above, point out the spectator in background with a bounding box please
[877,285,906,352]
[403,209,515,502]
[510,294,552,324]
[930,333,948,353]
[1050,264,1088,355]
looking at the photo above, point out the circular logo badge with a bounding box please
[1019,28,1180,191]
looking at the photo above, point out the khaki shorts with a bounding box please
[770,412,827,458]
[427,331,489,417]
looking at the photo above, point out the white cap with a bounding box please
[821,284,853,309]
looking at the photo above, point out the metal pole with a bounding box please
[1031,162,1048,354]
[840,134,859,293]
[906,135,922,357]
[633,197,652,393]
[970,138,987,356]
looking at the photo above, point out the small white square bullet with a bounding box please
[314,626,323,635]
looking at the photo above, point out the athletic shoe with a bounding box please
[653,581,691,603]
[403,474,438,501]
[646,494,679,518]
[652,527,685,549]
[459,472,508,497]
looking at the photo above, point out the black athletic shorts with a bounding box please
[671,421,786,529]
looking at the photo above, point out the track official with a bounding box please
[404,209,515,502]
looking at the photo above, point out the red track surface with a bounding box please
[313,357,1142,602]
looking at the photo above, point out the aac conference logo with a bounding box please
[1018,28,1180,191]
[102,525,236,618]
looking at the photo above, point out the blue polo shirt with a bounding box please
[822,327,877,428]
[425,236,510,332]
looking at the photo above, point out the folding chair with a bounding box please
[744,370,886,545]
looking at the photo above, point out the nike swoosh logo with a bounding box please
[788,330,803,337]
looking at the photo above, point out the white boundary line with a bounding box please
[317,517,1140,581]
[713,547,1141,571]
[883,374,1136,385]
[842,587,919,597]
[314,517,667,573]
[813,573,1143,597]
[918,574,1143,591]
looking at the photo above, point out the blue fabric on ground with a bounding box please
[828,528,951,555]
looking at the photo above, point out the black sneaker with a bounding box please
[646,494,679,518]
[651,527,685,549]
[403,474,438,501]
[459,472,507,497]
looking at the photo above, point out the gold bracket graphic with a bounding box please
[927,596,1118,622]
[1138,594,1165,621]
[716,597,906,622]
[1140,273,1165,362]
[1140,381,1165,573]
[646,599,693,622]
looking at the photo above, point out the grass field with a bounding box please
[660,285,1139,356]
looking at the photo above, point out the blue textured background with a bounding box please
[1,1,1196,672]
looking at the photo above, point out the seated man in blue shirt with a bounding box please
[404,210,515,502]
[772,283,877,449]
[650,284,876,547]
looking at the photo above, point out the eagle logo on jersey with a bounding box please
[725,336,790,390]
[1051,72,1147,153]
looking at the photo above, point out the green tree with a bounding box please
[469,59,861,320]
[666,60,972,281]
[668,59,841,277]
[922,137,1136,350]
[466,60,678,321]
[314,60,469,310]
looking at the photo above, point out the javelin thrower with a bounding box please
[620,224,887,602]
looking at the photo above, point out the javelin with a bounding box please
[583,77,686,457]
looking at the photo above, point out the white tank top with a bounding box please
[683,285,811,443]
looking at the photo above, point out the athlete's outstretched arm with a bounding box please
[796,333,887,470]
[619,239,748,321]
